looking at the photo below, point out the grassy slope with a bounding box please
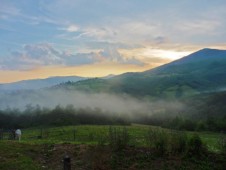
[55,49,226,98]
[0,141,43,170]
[1,125,226,170]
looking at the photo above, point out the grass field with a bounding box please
[17,124,225,152]
[0,124,226,170]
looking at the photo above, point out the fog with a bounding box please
[0,89,184,116]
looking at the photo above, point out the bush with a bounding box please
[218,135,226,153]
[187,134,205,156]
[108,126,129,151]
[146,128,169,155]
[169,131,188,154]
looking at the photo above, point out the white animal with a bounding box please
[15,129,22,141]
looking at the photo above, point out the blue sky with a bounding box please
[0,0,226,82]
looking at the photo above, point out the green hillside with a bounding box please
[56,48,226,98]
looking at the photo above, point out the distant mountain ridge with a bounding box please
[56,48,226,98]
[0,76,87,90]
[0,74,117,91]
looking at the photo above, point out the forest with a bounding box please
[1,99,226,132]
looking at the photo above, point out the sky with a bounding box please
[0,0,226,83]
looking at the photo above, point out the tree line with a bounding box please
[0,105,129,129]
[0,104,226,132]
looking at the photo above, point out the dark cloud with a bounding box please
[153,36,168,44]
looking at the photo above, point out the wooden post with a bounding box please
[0,129,3,140]
[63,155,71,170]
[73,128,76,141]
[41,128,43,139]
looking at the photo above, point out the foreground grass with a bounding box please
[0,124,226,170]
[0,141,225,170]
[0,141,43,170]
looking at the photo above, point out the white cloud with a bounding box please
[1,0,226,74]
[0,43,145,70]
[69,20,161,46]
[66,24,79,32]
[0,43,64,70]
[57,24,80,33]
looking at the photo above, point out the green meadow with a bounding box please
[1,124,226,170]
[18,124,225,152]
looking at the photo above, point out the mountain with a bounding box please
[0,76,87,90]
[56,48,226,98]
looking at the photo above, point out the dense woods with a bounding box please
[0,105,130,128]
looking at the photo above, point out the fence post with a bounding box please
[73,128,76,141]
[63,155,71,170]
[0,129,3,140]
[41,128,43,139]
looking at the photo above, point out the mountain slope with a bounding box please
[57,48,226,98]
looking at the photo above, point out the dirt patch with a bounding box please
[38,144,226,170]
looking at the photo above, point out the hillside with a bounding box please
[57,48,226,98]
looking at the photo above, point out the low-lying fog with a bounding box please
[0,89,184,115]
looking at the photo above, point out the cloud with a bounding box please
[72,21,160,44]
[153,36,169,44]
[67,25,79,32]
[2,41,224,74]
[64,52,99,66]
[20,44,63,64]
[1,0,226,79]
[0,43,64,70]
[119,47,192,63]
[98,46,144,65]
[64,46,145,66]
[59,24,80,32]
[0,43,145,70]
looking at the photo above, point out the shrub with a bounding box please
[218,135,226,153]
[169,131,188,154]
[146,128,169,155]
[108,126,129,151]
[187,134,205,156]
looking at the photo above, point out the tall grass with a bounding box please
[145,128,206,156]
[108,126,129,151]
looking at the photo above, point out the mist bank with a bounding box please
[1,102,226,132]
[0,88,185,129]
[0,89,183,116]
[1,89,226,132]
